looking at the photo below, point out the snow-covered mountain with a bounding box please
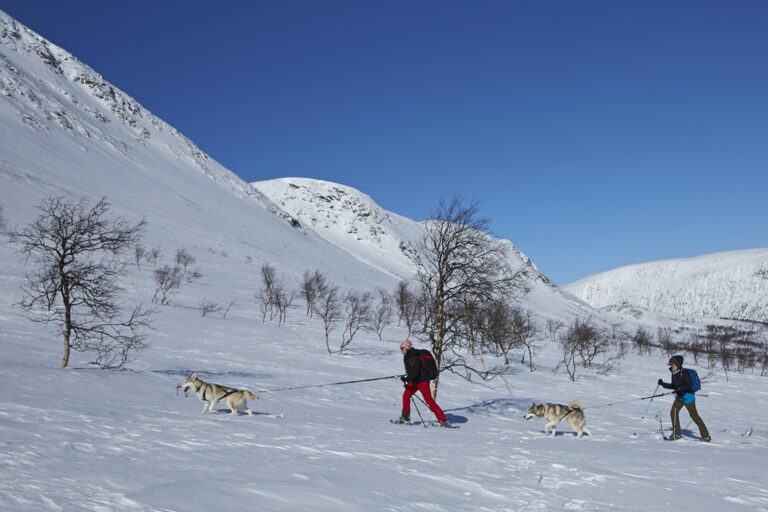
[0,9,396,294]
[565,248,768,322]
[252,177,602,324]
[251,178,424,279]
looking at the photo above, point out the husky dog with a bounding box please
[524,401,592,438]
[180,372,255,416]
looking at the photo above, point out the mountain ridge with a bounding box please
[565,248,768,322]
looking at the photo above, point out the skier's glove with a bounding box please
[658,378,664,386]
[400,375,408,384]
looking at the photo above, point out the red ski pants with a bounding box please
[402,381,447,423]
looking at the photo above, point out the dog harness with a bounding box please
[195,382,237,402]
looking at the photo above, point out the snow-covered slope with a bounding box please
[565,249,768,322]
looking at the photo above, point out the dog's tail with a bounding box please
[244,390,255,400]
[569,400,583,410]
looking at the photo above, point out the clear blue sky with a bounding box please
[4,1,767,285]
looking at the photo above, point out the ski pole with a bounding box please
[412,392,429,409]
[411,396,427,428]
[642,384,660,419]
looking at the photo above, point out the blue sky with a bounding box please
[3,1,767,285]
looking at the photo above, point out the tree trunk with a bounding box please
[61,328,71,368]
[60,278,71,368]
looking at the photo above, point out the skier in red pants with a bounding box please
[395,339,448,426]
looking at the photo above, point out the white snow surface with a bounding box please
[1,10,767,512]
[565,249,768,322]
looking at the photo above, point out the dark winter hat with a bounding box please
[668,355,684,368]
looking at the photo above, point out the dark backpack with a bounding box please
[686,368,701,392]
[416,349,439,380]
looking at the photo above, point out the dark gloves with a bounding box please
[400,375,407,383]
[658,378,664,386]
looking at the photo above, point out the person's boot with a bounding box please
[395,411,410,424]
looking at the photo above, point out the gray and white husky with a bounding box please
[180,372,255,416]
[524,401,592,438]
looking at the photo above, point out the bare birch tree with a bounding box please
[314,281,342,355]
[339,291,372,355]
[369,288,393,341]
[394,281,419,337]
[8,195,151,368]
[301,270,326,318]
[409,197,526,398]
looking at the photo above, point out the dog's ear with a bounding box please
[189,371,196,379]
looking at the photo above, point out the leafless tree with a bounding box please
[313,282,342,355]
[512,308,540,372]
[734,345,756,374]
[482,300,517,367]
[699,326,719,369]
[394,281,419,336]
[657,328,677,358]
[199,298,222,317]
[175,248,196,273]
[146,246,162,266]
[409,197,526,398]
[608,325,629,359]
[558,326,579,382]
[222,299,236,320]
[683,334,704,366]
[274,285,296,326]
[546,319,564,345]
[339,291,373,355]
[152,265,184,305]
[369,288,393,342]
[554,317,607,379]
[300,270,326,318]
[573,318,608,368]
[7,195,151,368]
[256,263,279,322]
[255,263,292,325]
[631,326,654,356]
[134,244,146,270]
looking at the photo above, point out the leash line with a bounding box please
[254,374,402,395]
[583,392,674,410]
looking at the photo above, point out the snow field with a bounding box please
[1,283,767,511]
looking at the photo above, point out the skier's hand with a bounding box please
[658,378,664,386]
[400,375,407,384]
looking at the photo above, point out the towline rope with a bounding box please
[583,392,675,410]
[254,374,403,395]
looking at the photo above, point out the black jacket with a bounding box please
[403,348,429,384]
[661,368,692,398]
